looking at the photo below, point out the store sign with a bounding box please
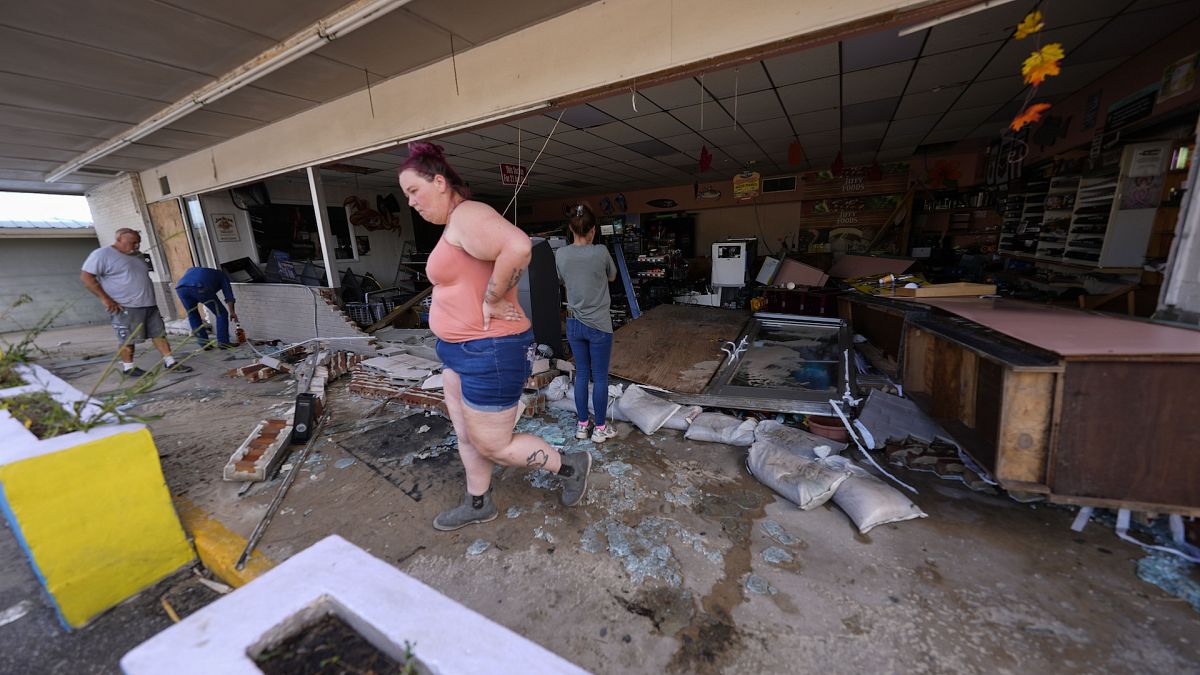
[1159,52,1198,103]
[732,171,761,201]
[499,163,527,186]
[800,164,908,199]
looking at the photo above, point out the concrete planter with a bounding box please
[122,535,589,675]
[0,363,194,629]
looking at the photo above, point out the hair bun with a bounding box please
[407,141,445,160]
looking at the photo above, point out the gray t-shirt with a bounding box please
[81,246,157,308]
[555,243,616,333]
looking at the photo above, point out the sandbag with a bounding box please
[617,385,683,435]
[684,413,758,446]
[825,456,927,533]
[661,405,704,431]
[747,438,853,510]
[544,374,570,401]
[547,383,629,421]
[753,420,847,459]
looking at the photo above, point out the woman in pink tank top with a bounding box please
[398,143,592,531]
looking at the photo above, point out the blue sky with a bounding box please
[0,192,93,222]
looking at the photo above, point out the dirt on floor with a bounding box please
[11,327,1200,674]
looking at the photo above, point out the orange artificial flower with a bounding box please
[1010,103,1052,132]
[1014,11,1044,39]
[1022,43,1065,86]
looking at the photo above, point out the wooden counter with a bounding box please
[840,294,1200,514]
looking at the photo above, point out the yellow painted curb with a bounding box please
[174,498,275,588]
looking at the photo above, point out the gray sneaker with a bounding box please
[433,490,498,531]
[558,451,593,507]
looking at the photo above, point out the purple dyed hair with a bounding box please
[398,142,471,198]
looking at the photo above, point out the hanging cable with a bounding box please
[502,110,565,218]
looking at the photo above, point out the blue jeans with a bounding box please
[436,330,534,412]
[566,318,613,426]
[176,285,229,347]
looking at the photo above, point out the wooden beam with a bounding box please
[366,285,432,333]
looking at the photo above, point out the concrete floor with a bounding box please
[2,325,1199,673]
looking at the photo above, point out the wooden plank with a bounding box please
[146,199,191,316]
[958,350,978,428]
[608,304,750,394]
[993,370,1055,485]
[928,334,962,420]
[1046,493,1200,518]
[366,285,432,333]
[1051,361,1200,510]
[901,325,928,394]
[894,282,996,297]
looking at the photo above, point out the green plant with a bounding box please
[0,295,203,438]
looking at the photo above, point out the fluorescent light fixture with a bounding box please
[898,0,1019,37]
[46,0,416,183]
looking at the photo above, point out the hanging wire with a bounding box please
[502,110,566,218]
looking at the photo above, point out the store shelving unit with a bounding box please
[1034,175,1080,261]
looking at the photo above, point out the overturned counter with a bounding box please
[841,293,1200,515]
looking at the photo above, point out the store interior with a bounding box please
[198,0,1200,326]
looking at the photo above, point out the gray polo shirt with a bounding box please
[555,243,616,333]
[81,246,157,308]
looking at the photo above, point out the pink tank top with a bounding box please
[425,237,530,343]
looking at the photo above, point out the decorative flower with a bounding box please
[928,159,961,189]
[1010,103,1052,132]
[1022,43,1065,86]
[1014,11,1044,40]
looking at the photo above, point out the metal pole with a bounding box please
[306,166,340,289]
[235,418,324,570]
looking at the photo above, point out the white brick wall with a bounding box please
[232,283,373,353]
[84,174,176,318]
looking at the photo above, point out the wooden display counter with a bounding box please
[840,294,1200,514]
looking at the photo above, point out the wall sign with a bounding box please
[800,163,908,199]
[499,163,527,186]
[212,213,239,242]
[732,171,761,201]
[1159,52,1198,103]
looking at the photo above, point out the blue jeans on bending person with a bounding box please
[566,318,613,426]
[176,285,229,347]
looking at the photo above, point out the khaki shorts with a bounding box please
[112,305,166,345]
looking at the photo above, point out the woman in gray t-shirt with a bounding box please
[554,205,618,443]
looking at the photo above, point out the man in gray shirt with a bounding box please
[81,227,192,377]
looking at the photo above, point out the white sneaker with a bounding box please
[575,423,591,440]
[591,425,617,443]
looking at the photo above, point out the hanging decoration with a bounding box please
[614,193,627,212]
[1013,11,1044,39]
[1007,10,1066,141]
[699,145,713,173]
[1010,102,1052,132]
[787,141,804,165]
[830,150,845,177]
[1021,43,1065,86]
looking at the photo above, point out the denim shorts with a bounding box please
[436,329,534,412]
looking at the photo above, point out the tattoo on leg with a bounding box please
[525,449,549,469]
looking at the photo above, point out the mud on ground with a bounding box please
[34,337,1200,674]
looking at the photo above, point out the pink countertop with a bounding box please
[899,297,1200,357]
